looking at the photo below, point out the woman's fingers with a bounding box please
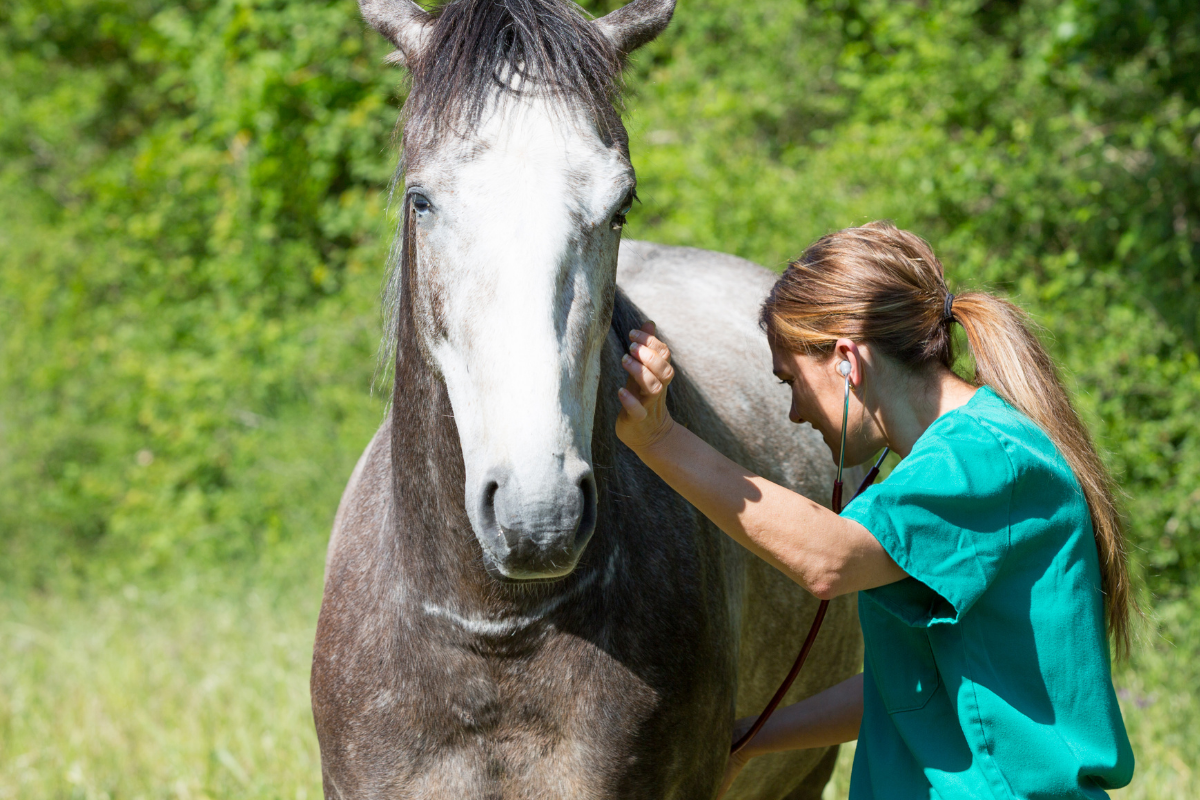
[614,321,678,451]
[633,320,657,341]
[624,352,662,398]
[617,387,648,421]
[629,341,674,385]
[621,352,664,396]
[628,325,672,365]
[626,325,674,392]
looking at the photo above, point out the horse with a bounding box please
[310,1,862,797]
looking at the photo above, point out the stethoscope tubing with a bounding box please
[731,375,889,757]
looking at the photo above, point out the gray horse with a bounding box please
[310,0,862,797]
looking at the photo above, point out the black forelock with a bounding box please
[402,0,626,150]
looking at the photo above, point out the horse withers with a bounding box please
[310,1,862,797]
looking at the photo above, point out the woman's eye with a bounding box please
[411,194,432,214]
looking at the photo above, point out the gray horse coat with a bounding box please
[313,241,862,799]
[311,1,861,797]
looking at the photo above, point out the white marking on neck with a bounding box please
[422,545,622,636]
[421,603,532,637]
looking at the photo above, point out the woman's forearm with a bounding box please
[635,422,901,598]
[736,673,864,756]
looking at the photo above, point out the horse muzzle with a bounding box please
[472,463,598,581]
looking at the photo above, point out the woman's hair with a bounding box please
[761,220,1135,657]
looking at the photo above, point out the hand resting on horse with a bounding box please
[615,323,907,602]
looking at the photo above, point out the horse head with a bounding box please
[365,0,674,582]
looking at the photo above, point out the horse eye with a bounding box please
[611,191,635,230]
[411,194,432,214]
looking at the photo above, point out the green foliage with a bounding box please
[1,0,1197,600]
[0,0,398,586]
[2,0,1200,796]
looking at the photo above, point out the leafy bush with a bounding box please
[0,0,398,585]
[1,0,1197,606]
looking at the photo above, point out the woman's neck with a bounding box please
[871,365,978,458]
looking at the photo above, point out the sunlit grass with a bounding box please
[2,579,1195,799]
[0,578,323,800]
[1111,601,1200,800]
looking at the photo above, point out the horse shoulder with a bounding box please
[324,418,392,583]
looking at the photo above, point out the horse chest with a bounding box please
[314,581,733,799]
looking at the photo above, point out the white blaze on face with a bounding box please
[405,94,633,579]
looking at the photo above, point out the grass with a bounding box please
[1,573,1196,799]
[0,575,324,800]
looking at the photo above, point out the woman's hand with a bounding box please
[718,718,758,798]
[717,746,752,798]
[615,322,677,452]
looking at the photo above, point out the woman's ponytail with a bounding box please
[952,293,1134,657]
[763,221,1135,657]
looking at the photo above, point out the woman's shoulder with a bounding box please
[896,389,1018,483]
[866,393,1016,513]
[922,386,1082,502]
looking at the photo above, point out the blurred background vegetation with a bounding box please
[1,0,1197,796]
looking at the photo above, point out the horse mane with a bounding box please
[401,0,626,150]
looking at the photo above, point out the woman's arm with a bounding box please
[718,674,864,798]
[733,673,864,755]
[634,422,904,598]
[616,326,906,598]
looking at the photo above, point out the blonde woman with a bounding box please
[615,221,1135,799]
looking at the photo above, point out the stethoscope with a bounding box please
[731,360,890,756]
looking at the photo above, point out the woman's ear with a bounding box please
[833,338,863,386]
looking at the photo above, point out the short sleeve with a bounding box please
[841,415,1015,627]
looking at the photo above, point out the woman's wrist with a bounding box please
[732,718,769,759]
[627,413,678,459]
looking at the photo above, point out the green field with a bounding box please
[3,577,1199,798]
[2,0,1197,796]
[1,581,324,800]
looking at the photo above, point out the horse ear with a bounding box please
[359,0,434,67]
[593,0,676,56]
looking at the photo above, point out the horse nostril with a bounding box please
[481,478,500,529]
[577,473,597,537]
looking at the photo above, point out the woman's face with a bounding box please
[770,344,850,463]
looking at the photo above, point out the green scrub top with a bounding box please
[840,386,1134,800]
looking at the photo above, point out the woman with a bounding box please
[615,221,1135,799]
